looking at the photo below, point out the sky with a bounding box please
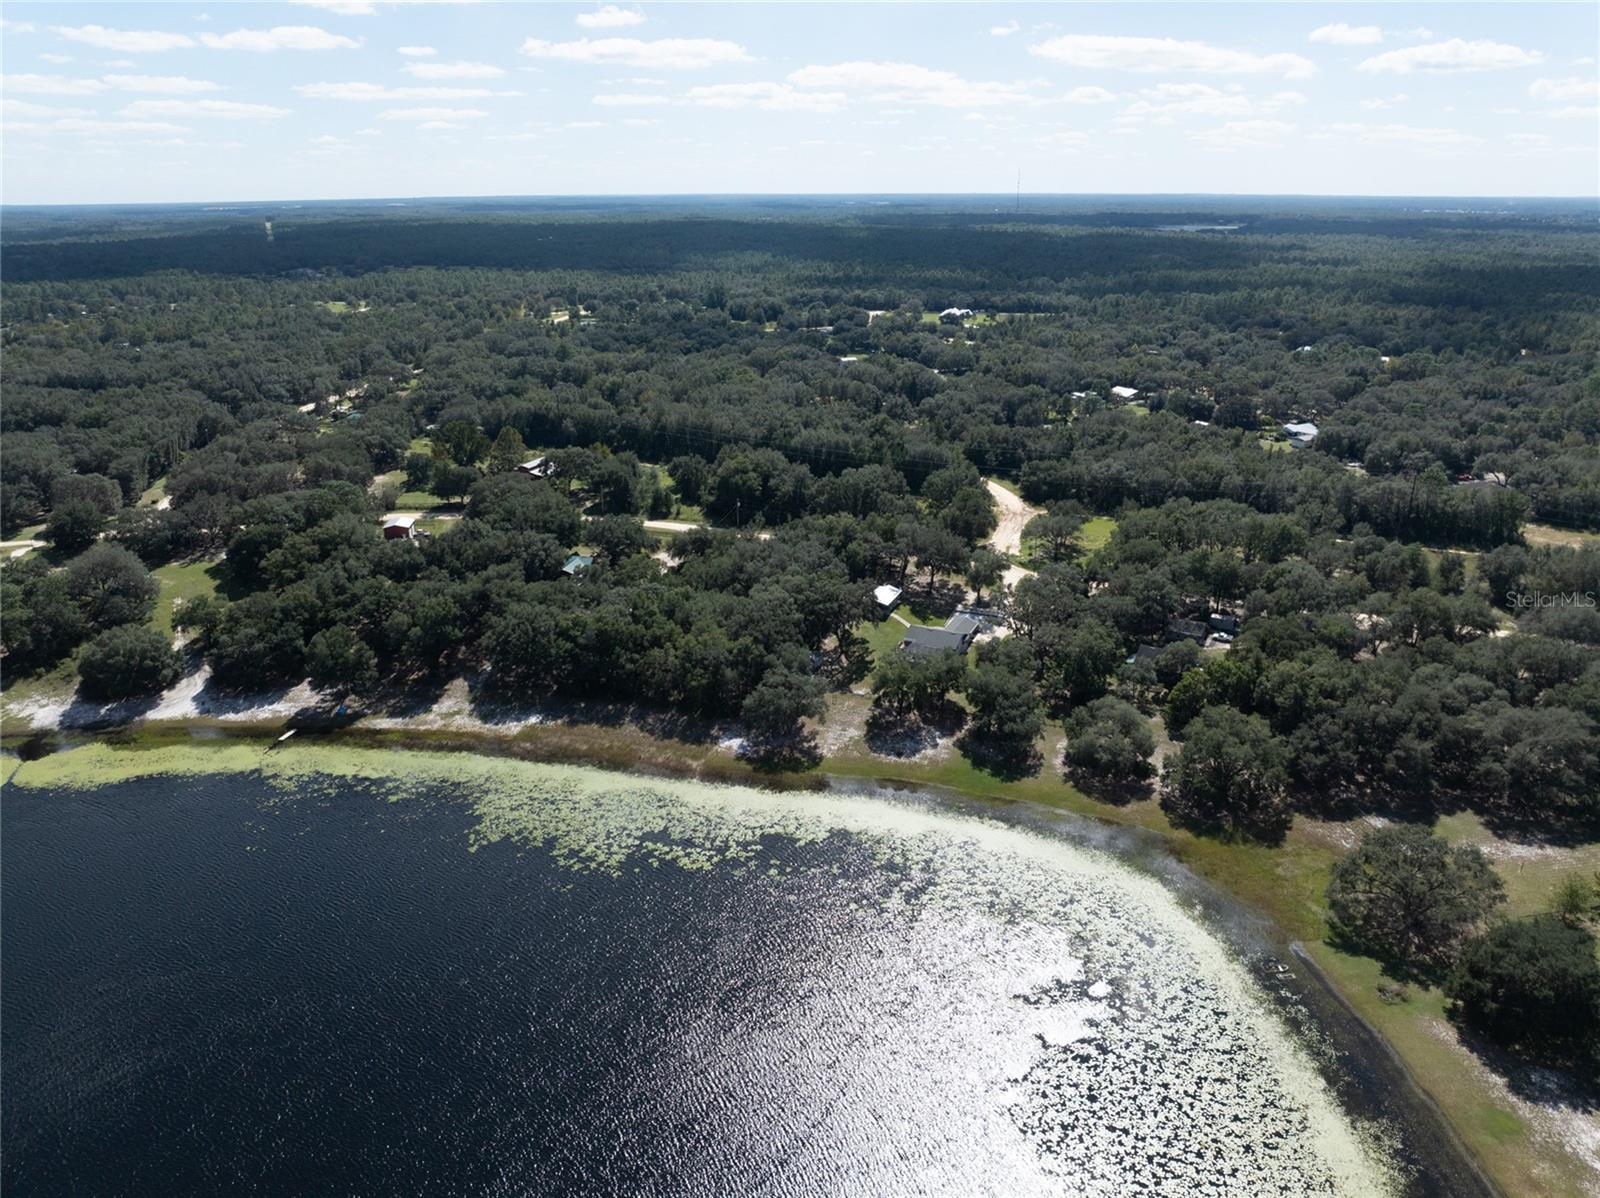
[2,2,1596,205]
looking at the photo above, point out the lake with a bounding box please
[3,743,1396,1196]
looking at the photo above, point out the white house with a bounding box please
[1282,421,1319,448]
[873,584,903,612]
[516,456,556,479]
[1110,386,1140,401]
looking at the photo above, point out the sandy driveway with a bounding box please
[984,479,1043,588]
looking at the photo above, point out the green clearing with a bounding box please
[1259,437,1296,454]
[321,300,351,314]
[407,435,433,455]
[1076,515,1117,556]
[1523,522,1600,549]
[151,559,225,636]
[137,476,168,507]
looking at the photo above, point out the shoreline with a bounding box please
[5,717,1503,1198]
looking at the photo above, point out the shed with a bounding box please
[1208,612,1239,635]
[873,584,903,611]
[381,515,418,541]
[1110,386,1140,401]
[562,553,593,576]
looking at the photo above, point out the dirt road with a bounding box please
[984,479,1043,587]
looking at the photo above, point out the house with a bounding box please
[939,307,973,320]
[1282,421,1318,449]
[943,613,980,641]
[899,613,980,656]
[516,456,556,480]
[1124,643,1164,667]
[1208,612,1239,635]
[1110,386,1140,401]
[1166,617,1209,645]
[381,515,417,541]
[562,553,593,576]
[872,584,903,612]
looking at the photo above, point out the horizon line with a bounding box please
[5,190,1600,211]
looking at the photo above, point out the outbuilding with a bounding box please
[381,515,418,541]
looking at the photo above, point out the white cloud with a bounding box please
[566,119,605,128]
[1359,93,1409,111]
[398,46,437,57]
[5,115,189,136]
[2,98,94,119]
[53,25,196,53]
[619,117,658,127]
[1038,130,1091,149]
[2,19,38,34]
[592,93,669,107]
[295,81,494,100]
[102,75,223,94]
[1030,35,1316,79]
[991,21,1020,37]
[379,105,489,121]
[120,99,291,120]
[355,126,382,135]
[1194,119,1296,150]
[1327,121,1483,148]
[1062,85,1116,104]
[1357,39,1543,74]
[39,52,75,64]
[1117,83,1305,123]
[1309,24,1383,46]
[519,37,749,70]
[686,82,848,112]
[198,26,362,52]
[403,59,504,79]
[1530,77,1599,102]
[2,73,110,95]
[289,0,378,13]
[1546,105,1599,120]
[575,6,645,28]
[787,61,1035,107]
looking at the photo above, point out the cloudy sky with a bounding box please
[2,2,1596,204]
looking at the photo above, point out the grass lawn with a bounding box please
[1259,437,1296,453]
[151,559,225,636]
[1123,402,1150,418]
[407,435,433,456]
[137,476,168,507]
[321,300,351,314]
[1522,521,1599,549]
[858,615,915,670]
[392,489,449,510]
[1076,515,1117,558]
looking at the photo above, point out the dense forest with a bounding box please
[3,203,1599,1055]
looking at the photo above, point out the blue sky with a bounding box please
[2,2,1596,204]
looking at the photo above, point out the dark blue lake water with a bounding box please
[2,758,1394,1196]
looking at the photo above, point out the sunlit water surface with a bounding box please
[3,746,1393,1196]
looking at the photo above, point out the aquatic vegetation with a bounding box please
[11,742,1396,1195]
